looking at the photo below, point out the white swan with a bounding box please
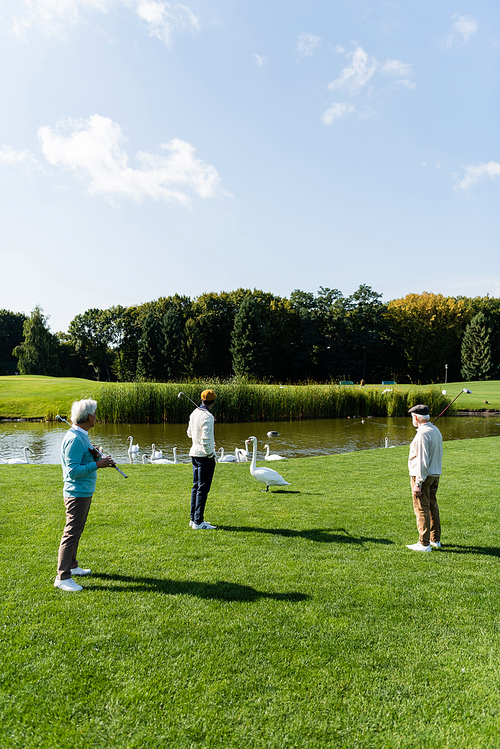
[235,444,250,462]
[218,447,237,463]
[151,444,163,460]
[149,447,179,465]
[245,436,290,492]
[127,436,140,455]
[4,447,33,464]
[264,444,286,461]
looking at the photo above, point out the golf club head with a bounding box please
[178,392,184,399]
[462,388,472,393]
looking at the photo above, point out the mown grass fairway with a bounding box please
[0,376,104,419]
[1,438,499,748]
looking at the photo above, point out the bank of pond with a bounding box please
[66,382,451,424]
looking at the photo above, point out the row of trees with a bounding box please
[2,287,500,384]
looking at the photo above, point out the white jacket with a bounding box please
[187,406,215,458]
[408,422,443,484]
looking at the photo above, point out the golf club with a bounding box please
[55,415,128,478]
[432,388,472,424]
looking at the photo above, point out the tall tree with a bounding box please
[231,293,272,380]
[67,306,125,380]
[461,312,494,380]
[0,309,26,375]
[136,308,165,381]
[12,306,60,375]
[385,293,472,383]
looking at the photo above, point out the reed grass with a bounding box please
[91,382,450,424]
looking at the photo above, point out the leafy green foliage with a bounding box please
[12,306,61,376]
[461,312,495,380]
[0,309,26,375]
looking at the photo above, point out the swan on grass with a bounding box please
[127,436,140,455]
[264,444,285,461]
[3,447,33,464]
[218,447,237,463]
[245,436,290,492]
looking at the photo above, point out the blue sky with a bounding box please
[1,0,498,333]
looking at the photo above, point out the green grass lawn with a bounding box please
[0,376,104,419]
[1,438,499,748]
[1,375,499,420]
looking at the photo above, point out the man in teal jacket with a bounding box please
[54,399,115,592]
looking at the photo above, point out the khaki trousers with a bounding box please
[410,476,441,547]
[57,495,93,580]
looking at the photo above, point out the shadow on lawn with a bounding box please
[217,525,394,546]
[89,573,309,602]
[442,544,500,558]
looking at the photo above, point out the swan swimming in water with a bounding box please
[245,436,290,492]
[148,447,179,464]
[150,444,163,461]
[3,447,33,464]
[264,444,285,461]
[218,447,237,463]
[127,436,140,455]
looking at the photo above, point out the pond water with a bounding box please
[1,416,499,464]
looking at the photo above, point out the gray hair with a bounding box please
[417,414,431,423]
[71,399,97,424]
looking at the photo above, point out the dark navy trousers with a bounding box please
[190,456,216,524]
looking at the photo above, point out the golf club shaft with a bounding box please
[55,415,128,478]
[432,390,466,424]
[178,391,205,412]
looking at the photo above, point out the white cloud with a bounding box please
[328,45,378,96]
[0,145,38,165]
[12,0,200,45]
[456,161,500,190]
[136,1,199,45]
[296,33,321,58]
[322,44,414,125]
[36,114,223,204]
[380,58,413,77]
[446,14,478,48]
[254,54,266,68]
[321,102,355,125]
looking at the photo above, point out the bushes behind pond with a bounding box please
[91,382,449,423]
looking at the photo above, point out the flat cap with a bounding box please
[201,389,217,401]
[408,404,430,415]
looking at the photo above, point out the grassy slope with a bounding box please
[1,376,499,419]
[0,438,499,748]
[0,376,104,419]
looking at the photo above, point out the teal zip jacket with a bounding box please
[61,427,98,497]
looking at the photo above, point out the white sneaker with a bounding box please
[189,520,195,528]
[54,577,83,592]
[430,541,442,549]
[406,542,432,552]
[192,521,216,529]
[71,566,92,576]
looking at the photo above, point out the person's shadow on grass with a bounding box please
[217,525,394,546]
[89,573,309,601]
[441,544,500,558]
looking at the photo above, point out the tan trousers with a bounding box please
[57,495,93,580]
[410,476,441,547]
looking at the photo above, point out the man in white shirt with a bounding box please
[187,389,217,530]
[406,404,443,552]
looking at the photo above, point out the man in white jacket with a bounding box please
[406,404,443,552]
[187,389,217,529]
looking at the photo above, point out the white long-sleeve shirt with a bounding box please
[187,406,215,458]
[408,421,443,485]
